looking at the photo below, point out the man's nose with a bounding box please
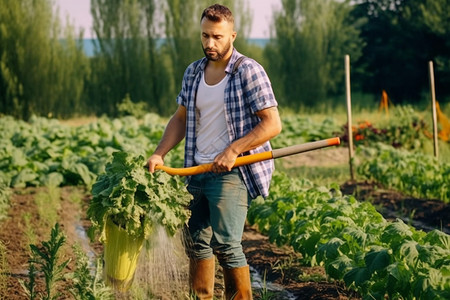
[205,38,214,48]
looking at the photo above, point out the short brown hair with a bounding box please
[201,4,234,24]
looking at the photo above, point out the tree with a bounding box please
[352,0,450,103]
[0,0,88,119]
[265,0,365,108]
[420,0,450,98]
[90,0,172,116]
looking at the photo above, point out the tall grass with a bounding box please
[35,187,61,228]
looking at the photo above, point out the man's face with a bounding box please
[201,18,236,62]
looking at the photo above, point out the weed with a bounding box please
[22,212,37,246]
[35,187,61,228]
[0,180,11,221]
[298,271,326,282]
[20,223,70,300]
[67,187,84,206]
[68,243,113,299]
[256,270,277,300]
[271,255,302,284]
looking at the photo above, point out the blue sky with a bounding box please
[55,0,281,39]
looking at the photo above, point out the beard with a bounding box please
[202,40,232,61]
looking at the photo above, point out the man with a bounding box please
[147,4,281,300]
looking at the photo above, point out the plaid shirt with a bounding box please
[176,49,278,198]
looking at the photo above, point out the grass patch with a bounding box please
[275,162,353,187]
[66,187,84,206]
[22,212,38,246]
[35,186,61,228]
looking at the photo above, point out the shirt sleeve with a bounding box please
[240,59,278,114]
[176,62,197,107]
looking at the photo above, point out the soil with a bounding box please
[1,148,449,299]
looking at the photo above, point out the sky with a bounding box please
[55,0,281,39]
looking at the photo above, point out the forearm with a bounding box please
[212,106,281,172]
[227,107,281,156]
[153,117,186,158]
[148,105,186,172]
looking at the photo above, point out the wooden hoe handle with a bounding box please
[155,137,340,176]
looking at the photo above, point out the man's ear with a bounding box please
[231,31,237,42]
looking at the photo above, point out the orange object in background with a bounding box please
[436,102,450,142]
[379,89,391,115]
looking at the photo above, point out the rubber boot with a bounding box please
[223,265,253,300]
[189,257,215,299]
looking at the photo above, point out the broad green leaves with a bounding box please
[248,171,450,299]
[357,143,450,203]
[0,114,174,189]
[87,151,191,242]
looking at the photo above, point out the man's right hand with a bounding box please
[147,154,164,173]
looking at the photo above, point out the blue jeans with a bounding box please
[184,169,251,269]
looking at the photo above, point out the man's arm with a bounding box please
[147,105,187,173]
[212,106,282,173]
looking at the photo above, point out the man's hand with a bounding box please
[147,154,164,173]
[212,148,238,173]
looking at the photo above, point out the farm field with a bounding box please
[0,108,449,299]
[1,151,448,299]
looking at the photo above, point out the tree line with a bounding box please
[0,0,449,120]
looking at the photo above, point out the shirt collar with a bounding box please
[194,48,243,75]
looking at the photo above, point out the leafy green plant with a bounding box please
[339,105,428,150]
[68,243,113,300]
[20,223,70,300]
[0,179,10,221]
[357,143,450,203]
[116,94,149,119]
[87,151,191,242]
[248,171,450,299]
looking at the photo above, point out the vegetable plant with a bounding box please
[248,171,450,299]
[357,143,450,203]
[87,151,191,242]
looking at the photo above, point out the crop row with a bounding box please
[248,172,450,299]
[357,143,450,203]
[1,113,449,299]
[0,114,184,189]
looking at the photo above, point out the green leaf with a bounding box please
[381,219,413,245]
[344,266,371,287]
[424,230,450,250]
[398,240,419,264]
[317,237,345,262]
[326,255,354,280]
[365,249,391,274]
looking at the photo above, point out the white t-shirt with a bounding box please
[194,73,230,164]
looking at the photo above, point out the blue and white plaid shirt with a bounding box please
[176,49,278,198]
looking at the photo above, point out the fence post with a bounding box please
[345,54,354,180]
[428,61,439,159]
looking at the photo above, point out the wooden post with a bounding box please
[428,61,439,158]
[345,55,354,180]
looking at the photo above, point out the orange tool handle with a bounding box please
[155,137,340,176]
